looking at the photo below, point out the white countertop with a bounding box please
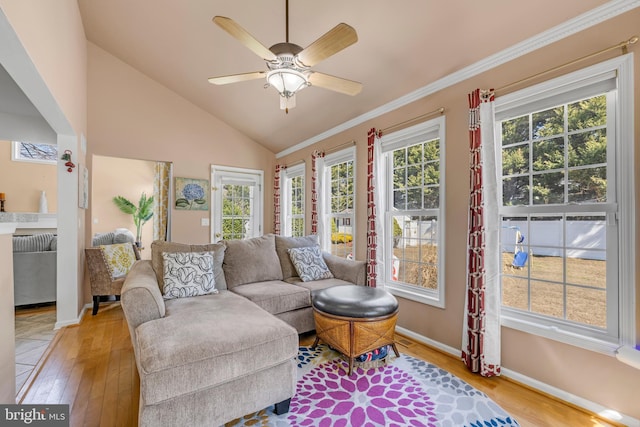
[0,212,38,223]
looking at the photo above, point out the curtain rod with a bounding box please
[283,159,305,168]
[379,107,445,136]
[496,35,638,94]
[324,140,356,155]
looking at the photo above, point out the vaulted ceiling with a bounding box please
[78,0,612,154]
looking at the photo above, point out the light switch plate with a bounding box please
[201,218,210,226]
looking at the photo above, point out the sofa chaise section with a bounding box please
[121,260,298,427]
[120,235,366,426]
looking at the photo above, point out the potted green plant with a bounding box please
[112,192,154,247]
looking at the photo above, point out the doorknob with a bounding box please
[215,233,221,238]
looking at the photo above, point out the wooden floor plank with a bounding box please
[20,304,623,427]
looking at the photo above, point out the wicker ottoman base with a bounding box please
[312,309,399,375]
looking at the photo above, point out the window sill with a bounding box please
[385,282,445,309]
[501,314,620,356]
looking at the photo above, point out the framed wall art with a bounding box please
[175,177,209,210]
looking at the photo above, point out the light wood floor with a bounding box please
[20,303,622,427]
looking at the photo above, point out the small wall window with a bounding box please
[11,141,57,164]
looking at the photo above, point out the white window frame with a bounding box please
[281,163,305,237]
[495,54,635,354]
[320,147,356,257]
[11,140,57,164]
[210,165,264,241]
[380,116,446,307]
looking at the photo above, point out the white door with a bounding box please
[211,165,263,242]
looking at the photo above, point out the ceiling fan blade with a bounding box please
[308,72,362,96]
[208,71,266,85]
[213,16,277,61]
[296,23,358,67]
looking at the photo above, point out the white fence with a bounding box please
[393,217,606,260]
[501,220,606,260]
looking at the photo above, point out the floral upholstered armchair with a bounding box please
[85,240,140,315]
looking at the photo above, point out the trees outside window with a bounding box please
[496,55,635,352]
[11,141,57,164]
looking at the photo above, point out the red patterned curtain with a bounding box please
[310,151,324,235]
[462,88,501,377]
[273,164,282,235]
[366,128,378,287]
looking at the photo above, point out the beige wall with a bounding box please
[86,42,276,250]
[91,155,155,259]
[277,8,640,420]
[0,140,58,213]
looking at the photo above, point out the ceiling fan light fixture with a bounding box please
[266,68,309,109]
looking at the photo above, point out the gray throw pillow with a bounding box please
[288,246,334,282]
[92,232,115,246]
[162,251,217,299]
[222,234,283,288]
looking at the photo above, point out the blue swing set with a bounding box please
[504,226,528,268]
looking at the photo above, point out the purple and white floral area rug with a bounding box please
[226,345,520,427]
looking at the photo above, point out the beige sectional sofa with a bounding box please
[120,234,366,427]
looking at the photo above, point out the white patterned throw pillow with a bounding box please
[288,246,334,282]
[162,251,217,299]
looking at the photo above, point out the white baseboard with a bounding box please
[53,305,87,330]
[395,326,639,427]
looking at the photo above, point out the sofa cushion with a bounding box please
[135,291,298,406]
[222,234,283,288]
[100,243,137,279]
[288,245,334,282]
[230,280,310,315]
[275,234,319,280]
[162,251,217,299]
[13,233,55,252]
[285,276,353,292]
[151,240,227,291]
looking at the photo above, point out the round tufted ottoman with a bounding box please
[311,285,400,375]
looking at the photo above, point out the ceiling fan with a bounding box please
[208,0,363,113]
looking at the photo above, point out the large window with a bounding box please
[380,117,445,307]
[12,141,57,164]
[496,56,635,352]
[282,164,305,237]
[321,148,355,258]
